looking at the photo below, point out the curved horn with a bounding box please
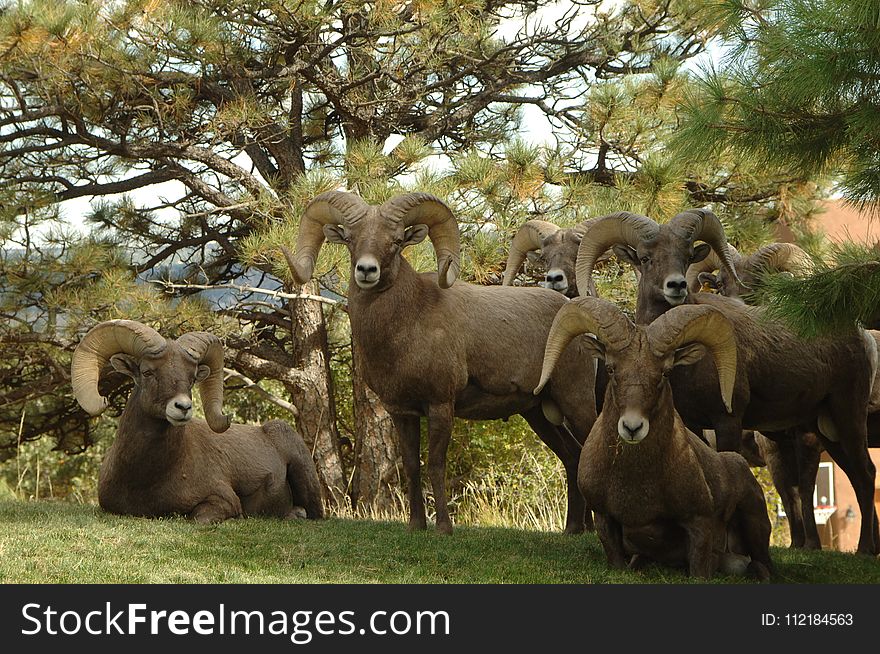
[668,209,742,289]
[283,191,370,284]
[71,320,167,416]
[380,193,460,288]
[176,332,230,433]
[686,245,741,293]
[569,217,600,240]
[646,305,738,413]
[502,220,560,286]
[575,212,659,300]
[535,296,635,394]
[745,243,812,276]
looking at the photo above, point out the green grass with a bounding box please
[1,501,878,584]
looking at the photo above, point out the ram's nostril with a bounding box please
[623,420,643,434]
[546,274,564,283]
[174,401,192,412]
[357,264,378,274]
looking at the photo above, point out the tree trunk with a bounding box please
[287,281,346,505]
[350,337,401,512]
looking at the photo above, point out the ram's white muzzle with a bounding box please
[618,411,649,444]
[662,274,688,306]
[166,394,193,426]
[354,255,381,289]
[544,268,569,294]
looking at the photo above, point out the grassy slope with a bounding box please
[1,501,878,584]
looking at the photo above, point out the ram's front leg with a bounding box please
[427,403,454,535]
[391,413,427,531]
[682,516,718,579]
[190,492,243,524]
[595,513,628,569]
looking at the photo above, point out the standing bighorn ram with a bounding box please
[535,297,773,579]
[688,242,879,551]
[72,320,324,522]
[574,209,879,554]
[686,241,825,548]
[283,191,598,534]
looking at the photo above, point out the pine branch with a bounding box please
[148,280,342,307]
[758,260,880,336]
[223,367,298,417]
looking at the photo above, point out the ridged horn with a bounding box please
[535,296,635,394]
[283,191,370,284]
[745,243,812,276]
[71,320,167,416]
[686,245,741,293]
[569,217,600,240]
[647,305,738,414]
[575,212,659,300]
[176,332,230,433]
[502,220,561,286]
[380,193,460,288]
[667,209,742,289]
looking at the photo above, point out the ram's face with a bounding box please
[324,213,431,291]
[624,230,711,311]
[112,345,209,426]
[638,234,694,307]
[602,337,670,445]
[538,232,581,297]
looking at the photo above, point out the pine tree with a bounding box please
[0,0,817,506]
[673,0,880,333]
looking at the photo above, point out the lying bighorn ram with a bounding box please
[72,320,324,522]
[535,297,773,579]
[283,191,598,534]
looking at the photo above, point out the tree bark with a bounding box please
[350,337,401,511]
[287,281,346,505]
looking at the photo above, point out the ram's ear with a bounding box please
[195,364,211,383]
[698,271,720,290]
[612,244,639,269]
[580,334,607,360]
[673,343,707,367]
[525,250,543,265]
[403,224,429,248]
[109,353,138,379]
[323,224,348,244]
[691,243,711,264]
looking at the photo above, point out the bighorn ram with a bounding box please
[690,242,875,550]
[756,330,880,550]
[72,320,324,522]
[283,191,598,535]
[502,219,599,297]
[686,242,811,297]
[575,209,879,554]
[535,297,773,579]
[686,241,820,547]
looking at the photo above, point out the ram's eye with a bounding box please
[662,369,671,378]
[640,256,650,264]
[605,364,615,375]
[142,370,154,378]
